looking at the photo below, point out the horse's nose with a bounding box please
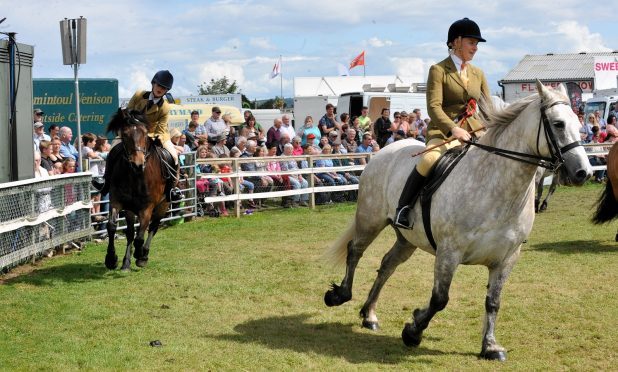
[574,169,590,185]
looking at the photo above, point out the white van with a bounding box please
[584,88,618,123]
[336,91,428,122]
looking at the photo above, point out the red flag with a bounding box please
[349,51,365,70]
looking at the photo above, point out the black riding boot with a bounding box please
[165,164,183,203]
[394,166,426,229]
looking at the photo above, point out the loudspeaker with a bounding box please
[60,18,87,65]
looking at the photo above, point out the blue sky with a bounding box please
[1,0,615,100]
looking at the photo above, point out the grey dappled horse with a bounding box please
[323,81,592,361]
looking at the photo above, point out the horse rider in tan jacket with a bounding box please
[395,18,490,229]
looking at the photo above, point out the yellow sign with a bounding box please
[167,103,244,131]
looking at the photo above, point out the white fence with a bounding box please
[0,142,608,271]
[0,173,93,270]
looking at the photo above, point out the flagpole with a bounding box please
[279,54,283,108]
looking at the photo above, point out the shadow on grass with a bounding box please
[530,239,618,254]
[209,313,476,364]
[1,262,126,286]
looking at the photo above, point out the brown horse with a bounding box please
[104,108,170,270]
[592,141,618,241]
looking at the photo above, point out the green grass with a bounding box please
[1,184,617,370]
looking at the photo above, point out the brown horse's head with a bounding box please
[108,108,150,170]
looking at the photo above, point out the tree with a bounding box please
[198,76,252,108]
[198,76,238,95]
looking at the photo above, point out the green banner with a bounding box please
[33,78,118,137]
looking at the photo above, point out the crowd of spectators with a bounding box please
[191,104,430,214]
[580,104,618,183]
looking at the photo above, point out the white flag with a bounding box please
[337,63,350,76]
[270,57,281,79]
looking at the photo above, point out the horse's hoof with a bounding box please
[324,284,350,307]
[135,259,148,268]
[401,323,422,347]
[324,290,341,307]
[480,349,507,361]
[361,319,379,331]
[105,255,118,270]
[615,233,618,242]
[121,267,131,272]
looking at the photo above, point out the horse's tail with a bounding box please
[322,219,355,267]
[592,179,618,224]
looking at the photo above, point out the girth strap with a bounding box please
[421,146,470,250]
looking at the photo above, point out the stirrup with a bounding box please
[170,187,183,202]
[91,177,105,192]
[394,206,413,230]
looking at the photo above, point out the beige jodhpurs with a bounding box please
[416,138,461,177]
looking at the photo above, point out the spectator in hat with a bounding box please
[205,106,226,143]
[211,134,230,157]
[328,130,340,145]
[33,121,51,150]
[33,108,45,124]
[306,133,317,147]
[298,115,321,146]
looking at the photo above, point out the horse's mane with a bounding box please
[105,108,148,134]
[479,94,538,144]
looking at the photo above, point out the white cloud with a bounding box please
[249,37,276,50]
[390,57,435,82]
[367,37,394,48]
[552,21,611,52]
[214,38,243,56]
[197,62,246,89]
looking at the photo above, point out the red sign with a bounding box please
[520,81,593,93]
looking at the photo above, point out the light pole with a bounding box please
[60,17,87,170]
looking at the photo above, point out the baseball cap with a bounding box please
[34,121,44,128]
[212,106,222,114]
[34,108,44,115]
[307,133,316,139]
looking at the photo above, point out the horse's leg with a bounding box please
[136,207,162,268]
[534,176,543,213]
[324,218,387,307]
[540,176,559,212]
[480,248,520,361]
[121,212,135,271]
[360,230,416,330]
[105,206,120,270]
[402,253,459,347]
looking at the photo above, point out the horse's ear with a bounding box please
[535,79,551,102]
[557,83,568,97]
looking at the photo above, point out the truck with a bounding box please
[336,91,428,122]
[584,88,618,123]
[33,78,119,137]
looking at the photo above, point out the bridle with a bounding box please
[122,114,151,163]
[464,100,581,172]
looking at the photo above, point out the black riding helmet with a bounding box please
[447,18,486,46]
[151,70,174,90]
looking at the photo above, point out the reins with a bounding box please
[462,100,581,172]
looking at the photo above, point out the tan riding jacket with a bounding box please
[127,90,171,143]
[425,57,490,142]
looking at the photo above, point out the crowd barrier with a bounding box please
[0,142,608,271]
[0,173,93,270]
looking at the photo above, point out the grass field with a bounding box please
[1,183,617,370]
